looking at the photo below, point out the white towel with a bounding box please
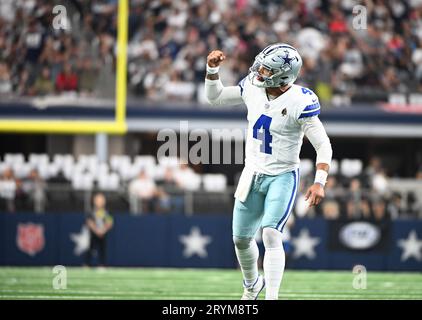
[234,167,255,202]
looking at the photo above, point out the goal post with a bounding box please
[0,0,128,134]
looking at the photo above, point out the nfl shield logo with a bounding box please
[17,223,45,256]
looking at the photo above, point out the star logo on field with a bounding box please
[397,230,422,262]
[292,228,320,259]
[179,227,212,259]
[70,226,90,256]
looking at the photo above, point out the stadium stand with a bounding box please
[0,153,421,220]
[0,0,421,106]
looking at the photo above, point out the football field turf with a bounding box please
[0,267,421,300]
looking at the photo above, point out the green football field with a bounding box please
[0,267,421,300]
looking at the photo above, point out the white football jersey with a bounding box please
[238,76,321,175]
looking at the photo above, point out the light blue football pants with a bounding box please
[232,168,299,238]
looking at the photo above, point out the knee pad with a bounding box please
[262,227,283,249]
[233,236,253,250]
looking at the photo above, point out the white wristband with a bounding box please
[206,64,220,74]
[314,169,328,187]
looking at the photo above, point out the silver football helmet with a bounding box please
[248,43,302,88]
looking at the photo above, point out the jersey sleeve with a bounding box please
[238,76,247,97]
[204,78,243,106]
[302,116,332,166]
[296,88,321,121]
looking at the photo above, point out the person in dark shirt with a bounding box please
[85,193,113,267]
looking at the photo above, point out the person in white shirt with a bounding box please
[129,170,157,213]
[204,43,332,300]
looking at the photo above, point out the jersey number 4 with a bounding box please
[253,114,273,154]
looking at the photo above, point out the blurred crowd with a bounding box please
[0,154,223,215]
[1,0,421,104]
[0,0,117,98]
[0,167,46,213]
[133,0,422,104]
[295,156,422,221]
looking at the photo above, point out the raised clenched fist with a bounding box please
[207,50,226,67]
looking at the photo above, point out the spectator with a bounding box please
[321,176,341,220]
[0,62,12,95]
[387,192,406,219]
[156,167,185,214]
[324,176,341,200]
[128,170,157,214]
[38,36,57,67]
[372,197,389,222]
[364,156,389,195]
[15,69,31,96]
[21,169,46,213]
[159,167,177,190]
[155,187,171,214]
[412,39,422,84]
[23,19,45,75]
[380,67,400,91]
[322,200,341,220]
[365,156,383,177]
[78,56,98,95]
[346,178,371,220]
[129,31,158,61]
[0,168,17,213]
[173,163,200,191]
[94,33,116,98]
[30,66,54,96]
[371,169,389,196]
[85,193,114,268]
[163,70,196,101]
[405,192,420,218]
[143,56,172,101]
[56,63,78,93]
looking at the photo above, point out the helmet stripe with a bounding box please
[263,44,297,55]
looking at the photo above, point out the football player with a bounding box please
[204,43,332,300]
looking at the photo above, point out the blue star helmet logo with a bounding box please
[281,50,293,67]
